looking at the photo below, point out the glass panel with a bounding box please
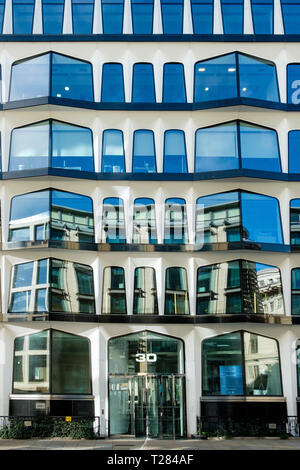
[281,0,300,34]
[52,120,94,171]
[102,267,127,314]
[289,131,300,172]
[291,200,300,245]
[9,53,51,101]
[164,130,187,173]
[162,64,186,103]
[221,0,244,34]
[202,331,244,396]
[51,53,94,101]
[37,259,48,284]
[131,0,154,34]
[194,53,237,102]
[42,0,65,34]
[101,130,125,173]
[102,197,126,243]
[35,289,47,311]
[132,64,156,103]
[164,198,187,244]
[292,269,300,314]
[160,0,184,34]
[287,64,300,105]
[133,198,157,243]
[191,0,214,34]
[195,122,239,172]
[165,267,190,315]
[72,0,94,34]
[101,0,124,34]
[52,330,91,394]
[13,0,35,34]
[0,0,5,33]
[101,63,125,102]
[238,54,280,102]
[132,130,156,173]
[13,262,34,288]
[244,332,282,396]
[133,267,158,314]
[251,0,274,34]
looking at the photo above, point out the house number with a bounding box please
[135,353,157,362]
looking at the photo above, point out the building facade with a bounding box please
[1,0,300,439]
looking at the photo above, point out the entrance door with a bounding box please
[109,375,186,438]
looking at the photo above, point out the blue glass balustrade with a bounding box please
[251,0,274,34]
[191,0,214,34]
[101,0,124,34]
[131,0,154,34]
[72,0,94,34]
[163,130,188,173]
[9,52,94,102]
[42,0,65,34]
[164,198,188,244]
[195,120,281,173]
[132,130,156,172]
[13,0,35,34]
[132,63,156,102]
[221,0,244,34]
[9,119,94,172]
[101,129,126,173]
[162,63,187,103]
[281,0,300,34]
[194,52,280,103]
[160,0,184,34]
[101,63,125,102]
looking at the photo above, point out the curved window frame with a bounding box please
[101,129,126,173]
[163,129,188,173]
[132,129,157,173]
[162,62,187,103]
[131,62,156,103]
[101,62,125,103]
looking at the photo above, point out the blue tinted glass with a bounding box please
[287,64,300,105]
[103,197,126,243]
[194,53,237,102]
[42,0,64,34]
[289,131,300,172]
[221,0,244,34]
[238,54,279,102]
[101,63,125,102]
[13,262,34,288]
[251,0,273,34]
[132,63,156,102]
[51,53,94,101]
[291,199,300,245]
[133,198,157,244]
[0,0,5,33]
[195,122,239,172]
[102,130,125,173]
[163,63,186,103]
[292,269,300,289]
[164,130,187,173]
[52,121,94,171]
[161,0,184,34]
[281,0,300,34]
[131,0,154,34]
[13,0,35,34]
[72,0,94,34]
[101,0,124,33]
[164,198,187,244]
[9,54,50,101]
[191,0,214,34]
[240,122,281,172]
[241,192,283,244]
[132,130,156,172]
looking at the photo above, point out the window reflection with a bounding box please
[202,331,283,396]
[291,269,300,314]
[132,130,156,173]
[196,260,284,315]
[101,130,125,173]
[102,266,127,314]
[133,267,158,314]
[191,0,214,34]
[131,0,154,34]
[133,198,157,243]
[72,0,94,34]
[102,197,126,243]
[165,267,190,315]
[164,198,188,244]
[164,130,187,173]
[42,0,65,34]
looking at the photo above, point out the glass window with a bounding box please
[102,197,126,243]
[101,0,124,34]
[102,266,127,314]
[281,0,300,34]
[131,0,154,34]
[13,0,35,34]
[132,130,156,173]
[287,64,300,105]
[162,63,186,103]
[220,0,244,34]
[163,130,187,173]
[13,330,91,394]
[42,0,65,34]
[289,131,300,172]
[292,269,300,314]
[160,0,184,34]
[72,0,94,34]
[101,129,125,173]
[9,53,51,101]
[0,0,5,33]
[132,63,156,103]
[239,122,280,171]
[191,0,214,34]
[164,198,187,244]
[238,54,279,102]
[101,63,125,102]
[290,199,300,245]
[250,0,274,34]
[133,267,158,314]
[202,331,283,396]
[165,267,190,315]
[133,198,157,243]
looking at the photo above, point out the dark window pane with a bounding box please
[191,0,214,34]
[101,129,125,173]
[163,63,186,103]
[133,267,158,314]
[161,0,184,34]
[165,267,190,315]
[42,0,65,34]
[131,0,154,34]
[251,0,274,34]
[281,0,300,34]
[164,130,187,173]
[13,0,35,34]
[291,200,300,245]
[101,0,124,34]
[0,0,5,33]
[72,0,94,34]
[221,0,244,34]
[289,131,300,172]
[101,63,125,102]
[132,130,156,173]
[132,63,156,103]
[102,267,127,314]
